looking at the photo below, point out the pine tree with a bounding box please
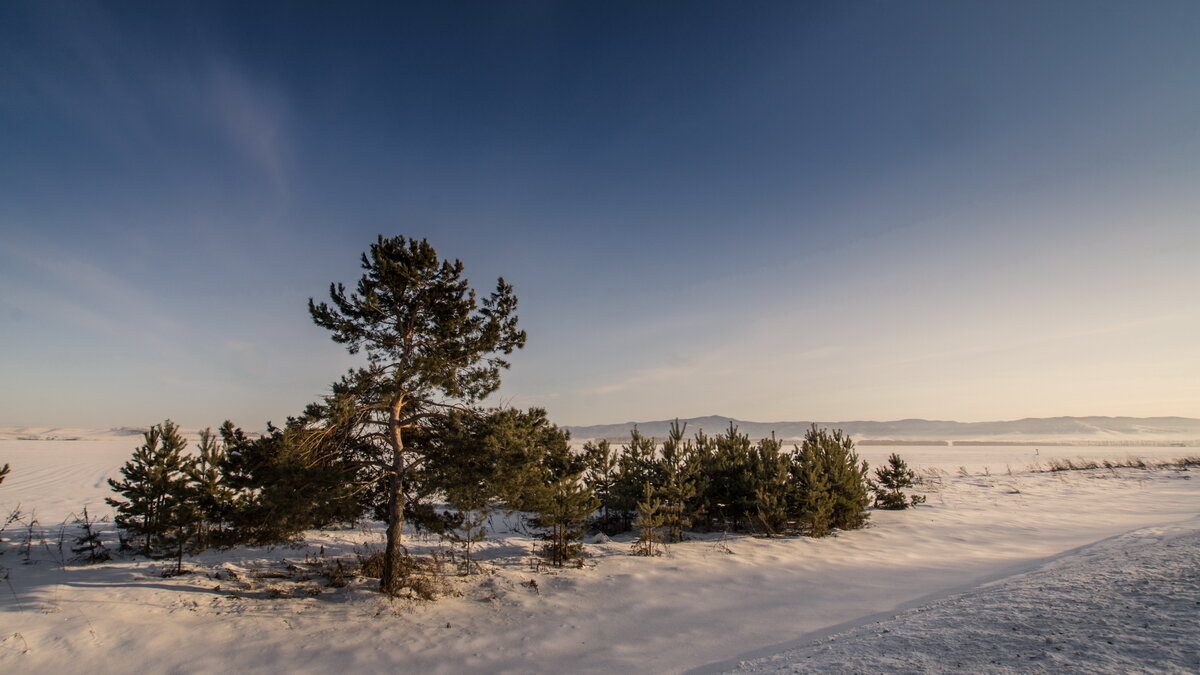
[658,420,696,542]
[613,426,660,530]
[583,439,623,534]
[425,407,569,571]
[750,433,793,535]
[631,483,666,557]
[792,440,835,537]
[706,422,755,531]
[218,420,360,546]
[684,429,716,529]
[307,235,526,596]
[795,425,870,534]
[527,473,599,567]
[106,421,192,556]
[873,453,925,509]
[187,428,235,549]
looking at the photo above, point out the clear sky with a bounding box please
[2,1,1198,429]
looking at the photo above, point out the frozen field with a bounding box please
[1,439,1197,673]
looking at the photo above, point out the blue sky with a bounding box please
[2,1,1198,428]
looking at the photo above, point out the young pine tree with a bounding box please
[706,423,755,531]
[583,439,622,534]
[684,429,716,530]
[750,433,793,536]
[71,506,111,563]
[218,420,360,546]
[873,453,926,509]
[107,421,193,556]
[792,441,835,537]
[658,420,696,543]
[796,425,870,533]
[613,427,661,530]
[187,428,235,549]
[631,483,666,557]
[528,473,599,567]
[425,407,568,572]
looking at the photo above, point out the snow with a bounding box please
[719,522,1200,674]
[1,439,1198,673]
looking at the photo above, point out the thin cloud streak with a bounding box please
[205,60,293,194]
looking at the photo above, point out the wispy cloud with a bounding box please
[205,60,292,193]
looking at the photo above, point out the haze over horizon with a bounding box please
[2,2,1198,428]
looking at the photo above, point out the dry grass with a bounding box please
[1033,456,1198,473]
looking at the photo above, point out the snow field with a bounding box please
[1,440,1197,673]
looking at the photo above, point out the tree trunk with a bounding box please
[380,395,408,596]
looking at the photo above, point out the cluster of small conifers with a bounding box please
[103,415,923,574]
[583,421,923,558]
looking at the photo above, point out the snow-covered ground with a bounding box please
[720,521,1200,674]
[1,439,1197,673]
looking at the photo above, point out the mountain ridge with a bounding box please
[563,415,1200,442]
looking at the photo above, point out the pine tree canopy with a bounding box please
[308,235,526,404]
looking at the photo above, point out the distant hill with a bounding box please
[563,416,1200,444]
[5,416,1198,446]
[0,426,241,441]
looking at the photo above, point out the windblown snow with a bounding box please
[719,523,1200,674]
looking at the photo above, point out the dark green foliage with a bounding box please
[488,412,597,567]
[873,453,925,509]
[793,440,835,537]
[703,422,756,531]
[612,426,661,529]
[218,420,361,546]
[683,430,716,529]
[658,420,697,542]
[307,235,526,596]
[424,407,571,570]
[577,422,873,541]
[749,433,793,535]
[0,463,8,485]
[631,483,666,556]
[582,439,623,534]
[527,473,599,567]
[106,421,192,556]
[795,425,870,535]
[187,428,236,549]
[71,506,111,563]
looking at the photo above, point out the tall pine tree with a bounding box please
[307,235,526,596]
